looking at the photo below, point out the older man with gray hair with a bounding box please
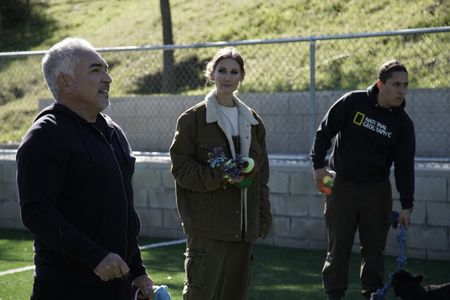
[16,37,154,300]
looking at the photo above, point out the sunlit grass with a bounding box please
[1,229,450,300]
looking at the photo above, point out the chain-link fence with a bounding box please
[1,27,449,163]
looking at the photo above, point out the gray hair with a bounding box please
[41,38,96,99]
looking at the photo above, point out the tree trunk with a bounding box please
[160,0,175,93]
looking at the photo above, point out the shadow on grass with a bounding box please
[251,245,324,299]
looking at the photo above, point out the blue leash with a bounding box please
[370,211,407,300]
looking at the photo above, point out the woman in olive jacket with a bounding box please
[169,47,272,300]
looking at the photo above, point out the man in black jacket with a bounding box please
[310,60,415,300]
[16,38,154,300]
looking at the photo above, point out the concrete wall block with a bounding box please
[0,183,17,203]
[386,229,399,249]
[272,237,308,249]
[415,177,447,201]
[308,196,325,218]
[134,167,161,189]
[407,226,448,250]
[268,171,289,193]
[136,208,163,229]
[291,218,326,241]
[266,133,289,153]
[148,188,176,209]
[0,201,20,220]
[1,156,450,261]
[288,92,308,114]
[427,250,450,261]
[0,218,26,230]
[272,216,290,238]
[290,172,316,195]
[2,162,16,184]
[404,248,427,260]
[260,96,289,114]
[162,168,175,189]
[385,245,399,257]
[447,177,450,202]
[427,203,450,226]
[272,195,308,217]
[146,228,182,239]
[410,202,426,225]
[308,240,328,250]
[162,209,182,230]
[288,132,311,153]
[274,115,305,133]
[415,132,448,157]
[134,188,148,207]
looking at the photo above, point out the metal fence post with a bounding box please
[309,37,316,153]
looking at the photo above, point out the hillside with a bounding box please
[2,0,449,50]
[0,0,449,145]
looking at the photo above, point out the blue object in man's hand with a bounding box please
[389,211,399,229]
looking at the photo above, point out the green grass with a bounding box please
[0,0,449,144]
[1,229,450,300]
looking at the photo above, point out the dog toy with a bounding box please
[208,147,255,189]
[370,211,407,300]
[320,171,335,195]
[133,285,172,300]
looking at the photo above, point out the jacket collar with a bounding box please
[205,89,259,125]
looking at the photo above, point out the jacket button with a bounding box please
[236,210,240,214]
[235,234,239,238]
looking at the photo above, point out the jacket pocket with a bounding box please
[184,250,207,288]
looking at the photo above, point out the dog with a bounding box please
[392,269,450,300]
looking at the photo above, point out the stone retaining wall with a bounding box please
[1,155,449,261]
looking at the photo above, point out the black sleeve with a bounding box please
[310,94,349,169]
[16,125,109,270]
[129,210,147,279]
[393,118,416,209]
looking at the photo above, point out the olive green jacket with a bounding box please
[169,90,272,242]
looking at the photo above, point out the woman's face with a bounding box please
[212,58,244,95]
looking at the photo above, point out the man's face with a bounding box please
[69,49,112,114]
[377,71,408,108]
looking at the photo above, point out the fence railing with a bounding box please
[1,26,449,162]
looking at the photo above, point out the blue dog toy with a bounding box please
[133,285,172,300]
[370,211,407,300]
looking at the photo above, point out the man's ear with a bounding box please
[376,79,382,90]
[57,73,73,94]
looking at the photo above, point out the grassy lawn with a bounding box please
[1,229,450,299]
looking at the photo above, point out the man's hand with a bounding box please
[313,168,333,191]
[94,253,129,281]
[399,209,412,228]
[133,274,154,300]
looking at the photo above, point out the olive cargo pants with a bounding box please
[182,236,252,300]
[322,177,393,298]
